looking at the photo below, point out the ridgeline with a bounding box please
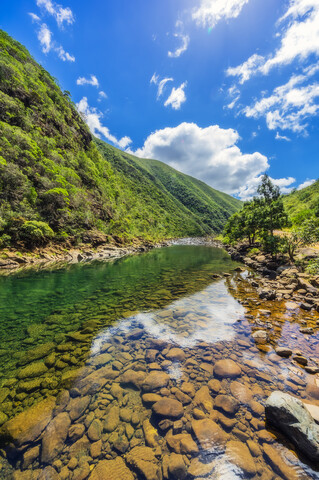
[0,30,241,250]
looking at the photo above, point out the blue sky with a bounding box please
[1,0,319,199]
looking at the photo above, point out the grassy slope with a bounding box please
[0,29,241,247]
[283,180,319,221]
[96,141,241,234]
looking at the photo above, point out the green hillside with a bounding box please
[283,180,319,223]
[0,30,241,248]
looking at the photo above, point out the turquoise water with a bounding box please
[0,245,318,479]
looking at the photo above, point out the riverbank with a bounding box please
[225,242,319,313]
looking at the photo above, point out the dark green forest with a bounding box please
[0,30,241,249]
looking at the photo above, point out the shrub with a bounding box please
[20,220,54,247]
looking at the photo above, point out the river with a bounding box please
[0,244,318,479]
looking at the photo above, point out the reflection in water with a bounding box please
[0,246,319,478]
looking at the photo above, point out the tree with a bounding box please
[281,218,319,261]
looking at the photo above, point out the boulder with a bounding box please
[213,359,241,378]
[126,446,161,480]
[192,418,227,451]
[120,370,147,390]
[41,412,71,463]
[152,398,184,419]
[225,440,256,476]
[142,372,170,392]
[275,347,292,358]
[0,396,55,447]
[265,391,319,461]
[167,453,187,480]
[166,348,186,362]
[193,386,214,414]
[215,395,239,415]
[104,405,120,432]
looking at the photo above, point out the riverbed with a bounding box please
[0,244,319,479]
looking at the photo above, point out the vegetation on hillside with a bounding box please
[283,180,319,224]
[0,30,241,249]
[224,175,319,262]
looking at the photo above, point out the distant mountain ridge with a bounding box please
[0,29,241,248]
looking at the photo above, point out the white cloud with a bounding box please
[29,12,41,22]
[56,45,75,62]
[168,33,190,58]
[150,74,174,99]
[238,175,296,200]
[38,23,52,53]
[226,54,264,84]
[36,0,74,28]
[76,97,132,149]
[98,91,107,99]
[244,73,319,132]
[227,0,319,83]
[76,75,99,87]
[133,122,270,196]
[192,0,249,29]
[297,178,316,190]
[164,82,187,110]
[275,132,291,141]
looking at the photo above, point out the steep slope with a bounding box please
[283,180,319,222]
[96,140,241,233]
[0,30,241,248]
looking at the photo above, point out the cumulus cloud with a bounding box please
[133,122,272,197]
[56,45,75,62]
[38,23,52,53]
[29,12,41,22]
[76,97,132,149]
[168,33,190,58]
[192,0,249,29]
[227,0,319,83]
[164,82,187,110]
[244,73,319,132]
[238,175,296,200]
[297,178,316,190]
[36,0,74,28]
[76,75,99,87]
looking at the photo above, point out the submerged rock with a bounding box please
[142,371,170,392]
[265,391,319,461]
[213,359,241,378]
[89,457,134,480]
[41,412,71,463]
[152,398,184,419]
[126,446,161,480]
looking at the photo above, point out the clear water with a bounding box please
[0,245,318,479]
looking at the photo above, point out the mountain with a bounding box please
[0,30,241,248]
[283,180,319,223]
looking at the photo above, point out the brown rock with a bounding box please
[126,446,161,480]
[213,359,241,378]
[89,457,134,480]
[208,379,221,393]
[41,412,71,464]
[87,419,102,442]
[226,440,256,476]
[104,405,120,432]
[142,371,170,392]
[152,398,184,419]
[166,348,186,362]
[67,396,90,421]
[142,393,162,405]
[143,419,160,448]
[192,418,227,450]
[215,395,239,415]
[263,443,299,480]
[193,386,214,413]
[168,453,187,480]
[188,458,215,477]
[1,396,55,446]
[229,381,253,405]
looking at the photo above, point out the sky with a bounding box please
[1,0,319,200]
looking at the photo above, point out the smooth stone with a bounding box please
[120,370,147,390]
[167,453,187,480]
[166,348,186,362]
[225,440,256,476]
[126,446,161,480]
[142,371,170,392]
[89,457,134,480]
[213,359,241,378]
[67,395,90,421]
[263,443,300,480]
[188,458,215,477]
[68,423,85,441]
[90,353,112,367]
[143,419,160,448]
[0,396,55,446]
[87,419,102,442]
[252,330,269,345]
[142,393,162,405]
[208,379,221,393]
[41,412,71,464]
[229,381,253,405]
[153,398,184,419]
[17,343,55,366]
[180,382,195,398]
[104,405,120,432]
[215,395,239,415]
[193,386,214,413]
[275,347,292,358]
[192,418,227,451]
[265,391,319,461]
[17,361,48,379]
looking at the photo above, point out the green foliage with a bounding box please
[224,175,287,253]
[20,220,54,247]
[0,29,241,248]
[283,180,319,222]
[280,218,319,261]
[305,258,319,275]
